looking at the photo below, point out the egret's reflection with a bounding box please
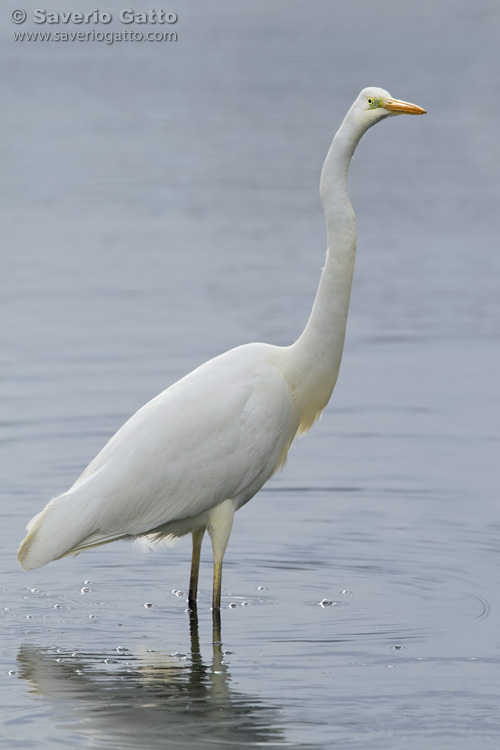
[17,612,285,749]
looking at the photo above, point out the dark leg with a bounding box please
[212,560,223,611]
[212,606,222,644]
[188,528,205,609]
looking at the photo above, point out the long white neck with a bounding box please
[284,105,370,431]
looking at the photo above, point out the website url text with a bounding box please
[13,29,178,44]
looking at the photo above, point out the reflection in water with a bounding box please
[17,612,285,749]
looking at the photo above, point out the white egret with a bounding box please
[18,88,426,612]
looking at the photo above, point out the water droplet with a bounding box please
[8,670,17,676]
[318,599,335,607]
[53,604,62,609]
[144,602,154,608]
[171,589,178,595]
[341,590,352,595]
[241,601,250,606]
[392,645,404,650]
[80,587,90,595]
[228,603,238,608]
[26,615,33,620]
[386,664,395,668]
[84,581,93,585]
[89,614,97,619]
[175,591,185,597]
[3,607,10,611]
[115,646,127,652]
[30,588,40,594]
[257,586,266,591]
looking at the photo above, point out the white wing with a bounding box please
[19,343,298,568]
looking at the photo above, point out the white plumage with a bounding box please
[18,88,425,610]
[22,344,296,566]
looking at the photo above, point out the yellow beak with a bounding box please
[383,98,427,115]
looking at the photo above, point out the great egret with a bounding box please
[18,88,426,613]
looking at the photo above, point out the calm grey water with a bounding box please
[2,1,500,747]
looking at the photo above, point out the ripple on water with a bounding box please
[463,592,491,621]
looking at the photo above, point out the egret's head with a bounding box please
[352,87,426,128]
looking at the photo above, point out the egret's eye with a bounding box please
[367,97,378,109]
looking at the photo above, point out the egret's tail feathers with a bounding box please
[17,491,128,571]
[62,530,129,557]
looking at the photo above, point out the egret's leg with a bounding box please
[213,561,223,611]
[212,607,222,645]
[207,499,235,612]
[188,528,205,609]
